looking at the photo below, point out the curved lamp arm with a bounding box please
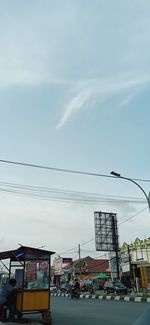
[110,171,150,212]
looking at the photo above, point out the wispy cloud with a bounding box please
[56,87,93,129]
[0,63,73,87]
[56,73,150,128]
[119,93,136,107]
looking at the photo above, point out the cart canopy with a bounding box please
[0,246,55,261]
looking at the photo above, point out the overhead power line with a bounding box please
[0,181,144,200]
[0,181,145,205]
[0,159,150,183]
[119,206,148,225]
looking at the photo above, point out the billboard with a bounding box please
[53,257,73,276]
[53,257,63,275]
[94,211,119,252]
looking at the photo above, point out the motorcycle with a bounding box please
[88,285,95,295]
[70,287,80,299]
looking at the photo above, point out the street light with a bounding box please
[110,171,150,212]
[110,170,150,288]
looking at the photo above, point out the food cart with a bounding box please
[0,246,55,322]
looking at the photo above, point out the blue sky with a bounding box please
[0,0,150,258]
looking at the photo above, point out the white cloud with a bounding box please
[56,73,150,128]
[56,88,93,129]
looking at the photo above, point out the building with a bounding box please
[52,256,73,288]
[62,256,109,284]
[120,237,150,290]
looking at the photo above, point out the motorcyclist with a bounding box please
[88,284,95,294]
[74,278,80,290]
[71,278,80,296]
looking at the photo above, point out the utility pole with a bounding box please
[112,214,120,279]
[78,244,81,280]
[115,250,120,280]
[127,245,133,288]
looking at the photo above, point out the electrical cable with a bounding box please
[119,206,148,225]
[0,159,150,183]
[0,183,145,205]
[0,181,144,200]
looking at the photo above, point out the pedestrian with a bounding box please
[73,278,80,292]
[0,278,17,321]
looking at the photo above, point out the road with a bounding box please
[51,297,147,325]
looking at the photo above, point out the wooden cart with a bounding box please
[0,246,55,322]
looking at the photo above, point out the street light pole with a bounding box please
[110,171,150,212]
[110,170,150,290]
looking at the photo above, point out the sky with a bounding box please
[0,0,150,261]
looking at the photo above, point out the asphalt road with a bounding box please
[51,297,147,325]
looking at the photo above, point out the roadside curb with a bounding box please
[51,293,149,303]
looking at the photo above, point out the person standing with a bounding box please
[0,278,17,321]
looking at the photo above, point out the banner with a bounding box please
[53,257,63,275]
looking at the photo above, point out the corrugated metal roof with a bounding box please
[0,246,55,261]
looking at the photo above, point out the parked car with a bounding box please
[50,284,57,293]
[103,281,127,295]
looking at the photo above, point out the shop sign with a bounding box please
[54,257,63,275]
[120,253,129,263]
[62,258,72,264]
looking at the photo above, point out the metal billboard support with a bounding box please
[94,211,120,279]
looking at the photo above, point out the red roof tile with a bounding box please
[62,257,109,274]
[84,259,109,273]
